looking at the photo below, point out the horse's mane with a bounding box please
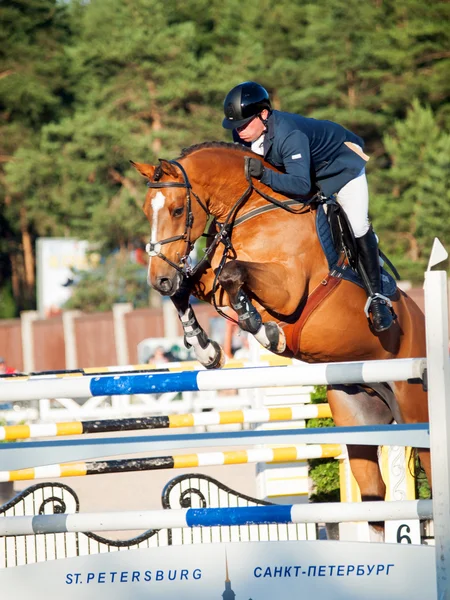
[153,141,247,181]
[178,141,249,159]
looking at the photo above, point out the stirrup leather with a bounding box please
[364,293,393,318]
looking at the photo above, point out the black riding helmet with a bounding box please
[222,81,271,130]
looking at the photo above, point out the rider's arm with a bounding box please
[261,130,312,197]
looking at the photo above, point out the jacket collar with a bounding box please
[263,111,276,156]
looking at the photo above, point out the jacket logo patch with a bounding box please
[292,153,302,159]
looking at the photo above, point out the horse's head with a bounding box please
[131,158,209,296]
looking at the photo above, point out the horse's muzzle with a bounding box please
[154,273,182,296]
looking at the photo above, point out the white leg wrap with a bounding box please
[253,322,286,353]
[254,325,271,348]
[180,309,225,368]
[192,339,222,365]
[369,524,385,543]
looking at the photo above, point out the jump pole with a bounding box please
[0,500,434,537]
[0,404,332,441]
[0,358,426,402]
[0,355,296,381]
[0,443,344,482]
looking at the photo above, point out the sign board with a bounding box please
[0,540,436,599]
[36,238,99,318]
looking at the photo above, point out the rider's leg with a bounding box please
[336,169,394,332]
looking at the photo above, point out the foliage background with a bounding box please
[307,386,340,503]
[1,0,449,316]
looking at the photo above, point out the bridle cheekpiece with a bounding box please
[145,159,209,277]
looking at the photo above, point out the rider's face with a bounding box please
[236,109,268,142]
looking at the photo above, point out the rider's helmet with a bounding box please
[222,81,271,130]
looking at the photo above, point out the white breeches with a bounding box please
[336,168,370,238]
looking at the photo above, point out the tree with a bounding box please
[370,100,450,280]
[1,0,449,313]
[63,253,149,313]
[0,0,73,312]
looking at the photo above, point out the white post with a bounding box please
[62,310,82,370]
[20,310,38,373]
[112,303,132,366]
[424,238,450,600]
[162,298,179,338]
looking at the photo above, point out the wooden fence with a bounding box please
[0,285,446,373]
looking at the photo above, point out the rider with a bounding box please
[222,81,394,333]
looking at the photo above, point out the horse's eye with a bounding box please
[173,206,184,218]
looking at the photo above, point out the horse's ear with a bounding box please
[129,160,157,180]
[159,159,181,179]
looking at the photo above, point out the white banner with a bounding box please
[0,540,436,599]
[36,238,99,318]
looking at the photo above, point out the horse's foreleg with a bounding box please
[171,284,226,369]
[218,261,286,354]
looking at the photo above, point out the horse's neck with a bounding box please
[186,151,258,221]
[208,180,254,221]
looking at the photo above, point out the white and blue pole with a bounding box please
[0,358,426,402]
[0,500,433,537]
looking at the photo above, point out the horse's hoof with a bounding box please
[202,340,226,370]
[254,321,286,354]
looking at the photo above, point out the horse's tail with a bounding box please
[409,447,432,499]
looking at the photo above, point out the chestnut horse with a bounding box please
[131,141,430,539]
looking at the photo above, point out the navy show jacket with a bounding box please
[233,110,368,198]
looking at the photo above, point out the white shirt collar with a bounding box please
[251,133,265,156]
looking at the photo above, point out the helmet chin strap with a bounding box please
[257,112,270,132]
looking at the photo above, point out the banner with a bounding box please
[0,540,436,599]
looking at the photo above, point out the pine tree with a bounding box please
[0,0,73,312]
[370,101,449,280]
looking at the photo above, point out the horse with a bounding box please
[131,141,430,540]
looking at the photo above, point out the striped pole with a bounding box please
[0,358,426,402]
[0,404,332,441]
[0,443,343,482]
[0,355,296,381]
[1,423,431,473]
[0,500,433,536]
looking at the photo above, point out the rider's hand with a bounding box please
[247,158,264,180]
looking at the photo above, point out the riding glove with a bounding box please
[247,158,264,180]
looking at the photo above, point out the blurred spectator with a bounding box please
[232,333,251,360]
[147,346,171,367]
[0,357,15,375]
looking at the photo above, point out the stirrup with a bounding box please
[363,293,393,318]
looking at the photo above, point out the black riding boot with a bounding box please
[356,228,394,333]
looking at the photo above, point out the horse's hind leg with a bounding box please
[327,385,393,541]
[218,260,286,354]
[171,280,226,369]
[394,380,431,489]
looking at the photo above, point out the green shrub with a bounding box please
[307,385,340,503]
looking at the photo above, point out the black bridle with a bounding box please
[145,159,256,279]
[145,158,312,281]
[145,160,208,275]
